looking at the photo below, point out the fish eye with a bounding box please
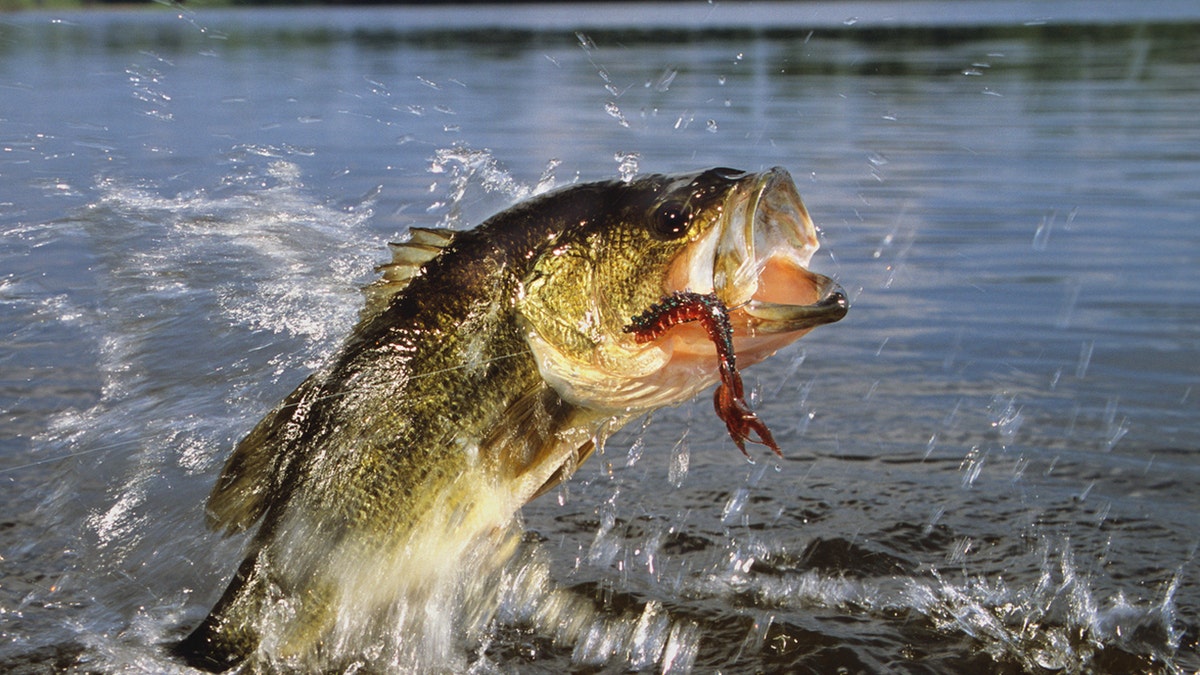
[650,202,692,240]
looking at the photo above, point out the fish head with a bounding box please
[518,166,846,414]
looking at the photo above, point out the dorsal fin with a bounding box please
[361,227,458,321]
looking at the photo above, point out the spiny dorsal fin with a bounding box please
[406,226,457,249]
[361,227,458,322]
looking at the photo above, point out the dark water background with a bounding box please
[2,2,1198,673]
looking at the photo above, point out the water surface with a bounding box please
[1,3,1198,673]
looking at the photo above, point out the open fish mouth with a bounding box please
[702,166,848,337]
[740,265,848,334]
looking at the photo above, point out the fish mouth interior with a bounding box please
[740,258,848,334]
[713,168,848,333]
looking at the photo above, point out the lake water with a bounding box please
[2,3,1198,673]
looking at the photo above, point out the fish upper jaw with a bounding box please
[714,167,820,308]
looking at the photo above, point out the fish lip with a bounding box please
[740,271,849,334]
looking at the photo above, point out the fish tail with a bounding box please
[172,554,265,672]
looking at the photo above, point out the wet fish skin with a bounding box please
[175,167,845,671]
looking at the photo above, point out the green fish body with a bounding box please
[175,167,846,671]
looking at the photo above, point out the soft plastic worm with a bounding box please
[624,291,782,458]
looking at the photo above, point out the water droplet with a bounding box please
[722,487,748,524]
[948,536,973,563]
[987,393,1024,442]
[1033,211,1054,250]
[1056,279,1081,329]
[668,431,690,487]
[960,446,986,487]
[1076,480,1095,501]
[651,66,678,92]
[605,101,630,128]
[1075,340,1094,378]
[615,151,640,182]
[534,158,561,195]
[924,506,945,535]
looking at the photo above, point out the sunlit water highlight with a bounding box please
[1,4,1198,673]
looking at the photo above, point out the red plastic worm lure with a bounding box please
[624,291,782,458]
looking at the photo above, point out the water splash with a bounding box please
[615,151,641,182]
[2,150,391,669]
[486,542,702,674]
[911,544,1184,674]
[90,153,378,368]
[653,524,1188,674]
[667,430,691,488]
[427,145,538,228]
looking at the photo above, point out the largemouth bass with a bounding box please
[175,167,847,671]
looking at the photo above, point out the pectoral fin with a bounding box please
[481,383,604,505]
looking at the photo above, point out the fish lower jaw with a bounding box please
[734,255,847,334]
[528,329,703,414]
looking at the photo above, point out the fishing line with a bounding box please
[277,350,532,411]
[0,438,145,475]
